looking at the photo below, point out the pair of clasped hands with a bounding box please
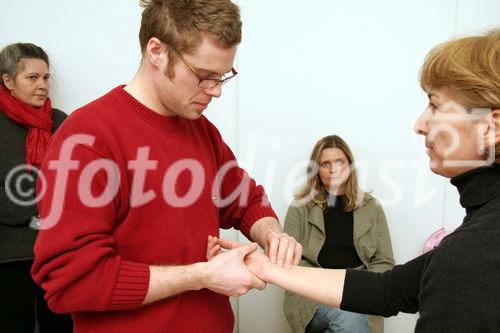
[204,234,301,297]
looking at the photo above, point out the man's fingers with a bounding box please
[206,235,222,260]
[217,238,242,250]
[265,233,303,268]
[250,275,266,290]
[206,244,222,260]
[267,237,279,264]
[284,241,296,268]
[237,242,258,258]
[276,237,290,267]
[293,242,302,266]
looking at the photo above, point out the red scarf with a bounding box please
[0,87,53,171]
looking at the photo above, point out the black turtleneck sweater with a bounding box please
[341,164,500,332]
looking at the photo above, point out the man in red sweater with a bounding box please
[31,1,302,332]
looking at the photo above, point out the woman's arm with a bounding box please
[260,255,346,308]
[215,238,426,317]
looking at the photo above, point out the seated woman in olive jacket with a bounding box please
[283,135,394,333]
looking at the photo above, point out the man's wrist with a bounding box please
[191,261,210,290]
[250,217,281,249]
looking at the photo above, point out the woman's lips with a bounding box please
[426,144,434,155]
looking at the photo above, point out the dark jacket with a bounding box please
[0,109,67,263]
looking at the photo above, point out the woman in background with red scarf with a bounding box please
[0,43,72,332]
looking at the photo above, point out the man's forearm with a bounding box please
[143,263,207,304]
[144,242,263,304]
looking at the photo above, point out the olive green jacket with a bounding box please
[283,194,395,333]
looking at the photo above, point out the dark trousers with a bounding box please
[0,260,73,333]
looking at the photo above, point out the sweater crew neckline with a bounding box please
[114,85,182,131]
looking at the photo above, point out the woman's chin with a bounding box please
[429,161,461,179]
[429,160,444,175]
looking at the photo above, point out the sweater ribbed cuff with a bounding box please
[110,260,150,310]
[340,269,383,315]
[240,204,278,240]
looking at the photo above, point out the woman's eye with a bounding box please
[320,162,329,168]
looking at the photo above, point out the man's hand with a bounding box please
[263,230,302,268]
[206,235,223,260]
[203,240,266,297]
[250,217,303,268]
[207,237,272,281]
[244,246,272,281]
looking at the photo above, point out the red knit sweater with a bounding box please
[32,86,277,333]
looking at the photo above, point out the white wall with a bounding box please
[1,1,498,332]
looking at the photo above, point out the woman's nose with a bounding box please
[414,109,429,135]
[38,78,49,90]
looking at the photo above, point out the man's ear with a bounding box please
[145,37,165,68]
[2,73,14,90]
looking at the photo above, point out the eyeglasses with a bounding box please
[172,48,238,89]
